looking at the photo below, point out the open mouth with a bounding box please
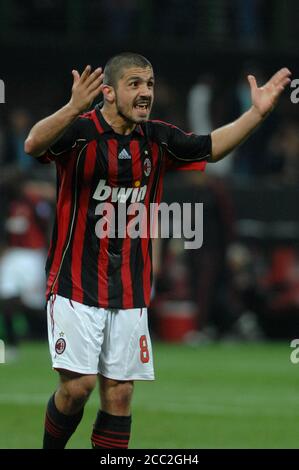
[134,102,150,111]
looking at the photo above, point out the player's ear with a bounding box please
[102,85,115,104]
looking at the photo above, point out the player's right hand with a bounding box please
[68,65,104,115]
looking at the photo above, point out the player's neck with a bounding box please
[101,105,136,136]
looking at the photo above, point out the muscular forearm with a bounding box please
[210,106,264,162]
[24,103,80,157]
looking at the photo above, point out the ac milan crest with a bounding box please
[143,157,151,177]
[55,338,66,355]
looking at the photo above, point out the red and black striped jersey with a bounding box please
[39,105,211,308]
[5,195,49,250]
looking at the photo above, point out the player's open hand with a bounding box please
[248,67,291,118]
[68,65,104,114]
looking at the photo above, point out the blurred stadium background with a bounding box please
[1,0,299,449]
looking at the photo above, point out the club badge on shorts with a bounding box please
[55,338,66,354]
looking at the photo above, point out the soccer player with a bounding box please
[0,177,53,352]
[25,53,290,449]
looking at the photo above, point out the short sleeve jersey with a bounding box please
[40,105,211,308]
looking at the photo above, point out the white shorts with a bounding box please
[0,248,46,309]
[47,295,155,381]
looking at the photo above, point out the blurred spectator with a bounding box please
[226,242,265,340]
[187,73,213,135]
[0,174,55,350]
[187,73,233,176]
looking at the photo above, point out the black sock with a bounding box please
[91,410,132,449]
[43,394,84,449]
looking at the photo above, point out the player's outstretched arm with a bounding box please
[24,65,104,157]
[210,67,291,162]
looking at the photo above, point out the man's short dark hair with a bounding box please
[103,52,153,88]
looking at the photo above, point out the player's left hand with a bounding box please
[248,67,292,118]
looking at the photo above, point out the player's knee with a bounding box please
[60,375,96,406]
[104,381,134,411]
[120,382,134,404]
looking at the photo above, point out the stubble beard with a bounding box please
[115,96,150,124]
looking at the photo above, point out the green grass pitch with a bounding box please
[0,341,298,449]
